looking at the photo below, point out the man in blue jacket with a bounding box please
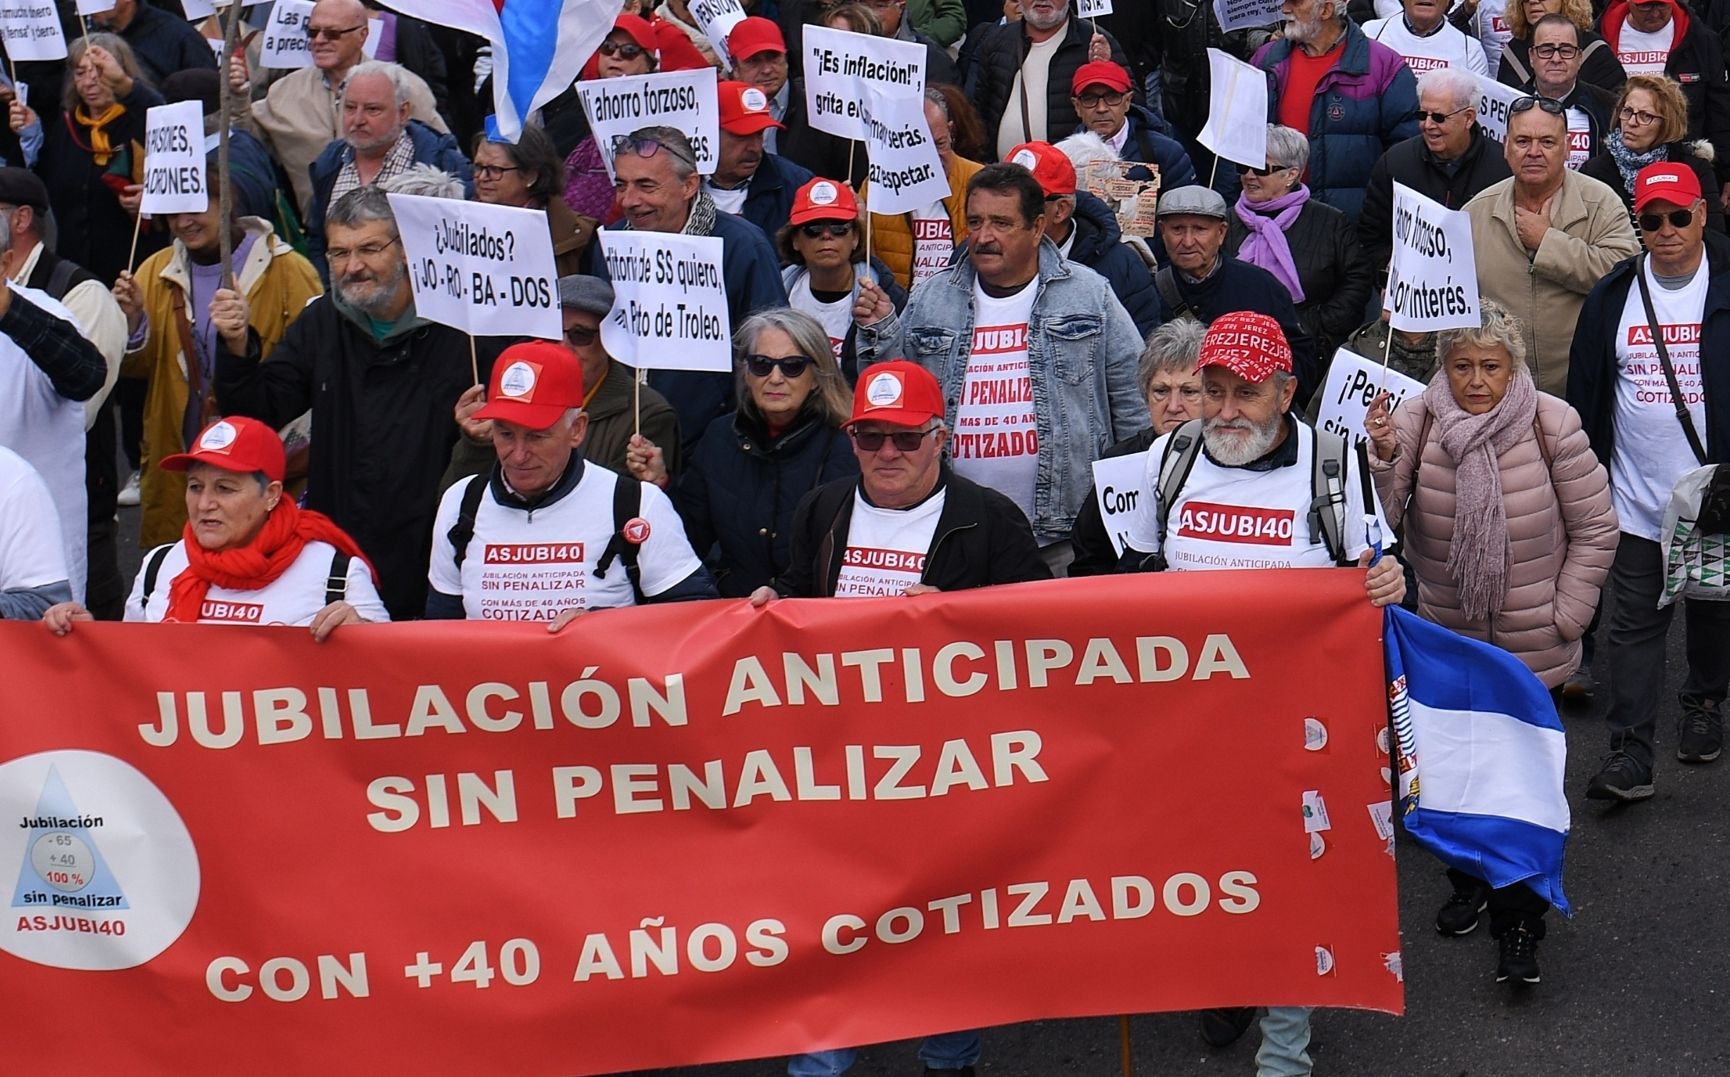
[703,81,815,239]
[1069,61,1197,189]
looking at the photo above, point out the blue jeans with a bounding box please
[787,1030,981,1076]
[1255,1006,1312,1077]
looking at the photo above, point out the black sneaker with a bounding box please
[1677,696,1724,764]
[1198,1006,1256,1047]
[1495,924,1541,984]
[1585,751,1654,801]
[1435,878,1490,936]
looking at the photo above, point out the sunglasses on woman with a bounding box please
[1638,208,1694,231]
[744,354,814,378]
[1238,163,1288,176]
[598,39,646,60]
[799,221,855,238]
[850,427,939,452]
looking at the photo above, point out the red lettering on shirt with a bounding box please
[970,323,1028,354]
[484,543,586,565]
[1175,501,1296,545]
[200,600,263,622]
[1627,323,1702,346]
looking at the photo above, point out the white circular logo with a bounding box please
[0,750,200,971]
[741,87,769,112]
[808,181,839,206]
[1303,717,1328,752]
[499,361,538,399]
[198,420,238,451]
[865,372,903,406]
[1010,148,1039,170]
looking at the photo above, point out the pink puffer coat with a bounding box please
[1371,392,1619,687]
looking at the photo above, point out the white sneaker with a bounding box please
[116,470,141,507]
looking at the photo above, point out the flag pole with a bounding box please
[126,211,145,272]
[217,0,245,292]
[468,332,479,386]
[633,365,643,437]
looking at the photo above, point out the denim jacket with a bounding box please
[855,239,1150,544]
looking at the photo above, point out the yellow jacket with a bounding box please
[864,153,983,290]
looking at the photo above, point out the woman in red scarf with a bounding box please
[44,417,387,638]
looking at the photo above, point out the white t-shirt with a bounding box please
[0,445,67,595]
[704,182,750,215]
[1611,261,1709,541]
[427,464,704,620]
[1565,107,1593,169]
[789,275,852,358]
[1370,0,1509,74]
[996,29,1065,157]
[951,278,1039,524]
[910,205,955,288]
[124,540,389,624]
[1125,422,1383,569]
[833,487,947,597]
[1617,19,1676,75]
[1363,16,1489,75]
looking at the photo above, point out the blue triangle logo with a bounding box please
[11,765,130,912]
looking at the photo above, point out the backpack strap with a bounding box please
[325,551,351,605]
[1152,418,1205,567]
[1308,426,1353,566]
[138,543,175,611]
[446,474,488,572]
[1154,266,1195,322]
[594,471,647,605]
[43,257,79,302]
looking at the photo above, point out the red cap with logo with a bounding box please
[1196,311,1293,383]
[611,13,658,54]
[161,416,288,482]
[1633,161,1702,212]
[1071,60,1133,95]
[789,177,859,226]
[728,15,786,60]
[850,360,945,427]
[719,80,784,135]
[1004,141,1077,197]
[473,341,587,430]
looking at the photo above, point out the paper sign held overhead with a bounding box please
[1212,0,1285,32]
[387,193,562,340]
[688,0,747,69]
[597,228,733,373]
[803,24,926,141]
[1314,349,1427,451]
[576,68,721,180]
[1385,182,1480,332]
[1197,48,1268,169]
[1078,0,1113,16]
[76,0,117,16]
[259,0,315,68]
[139,101,209,215]
[0,0,67,62]
[862,86,950,215]
[1090,450,1152,558]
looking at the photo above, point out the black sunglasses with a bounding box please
[1509,95,1566,117]
[744,353,814,378]
[610,134,696,168]
[598,39,646,59]
[1417,106,1470,124]
[565,324,598,347]
[1238,163,1287,176]
[850,427,938,452]
[1638,208,1694,231]
[799,221,854,238]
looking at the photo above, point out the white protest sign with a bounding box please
[77,0,117,16]
[1473,74,1524,143]
[1197,49,1268,168]
[1385,182,1480,332]
[803,25,926,141]
[259,0,315,69]
[1079,0,1113,16]
[688,0,747,69]
[13,81,24,108]
[0,0,66,62]
[862,87,949,214]
[596,228,733,373]
[1211,0,1284,31]
[363,17,381,58]
[1090,451,1152,558]
[387,193,562,340]
[139,101,208,215]
[1315,349,1427,451]
[576,68,721,180]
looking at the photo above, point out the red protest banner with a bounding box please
[0,570,1401,1074]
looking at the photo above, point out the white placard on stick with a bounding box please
[862,87,949,214]
[259,0,315,69]
[1079,0,1113,16]
[803,25,926,141]
[1197,48,1268,168]
[362,16,381,58]
[1315,349,1427,451]
[1385,182,1480,332]
[596,229,733,373]
[688,0,747,70]
[1211,0,1284,31]
[0,0,67,62]
[1090,451,1152,559]
[1473,74,1524,143]
[77,0,117,17]
[576,68,721,180]
[387,193,562,340]
[139,101,208,215]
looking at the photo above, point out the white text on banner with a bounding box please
[597,229,733,373]
[803,25,926,141]
[1385,182,1480,332]
[387,194,562,340]
[139,101,209,216]
[576,68,721,181]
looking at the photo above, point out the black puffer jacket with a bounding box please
[1358,127,1512,277]
[1226,196,1375,356]
[969,17,1130,153]
[1581,139,1726,232]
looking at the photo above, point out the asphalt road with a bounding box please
[111,501,1728,1077]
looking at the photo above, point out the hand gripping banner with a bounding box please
[0,571,1402,1073]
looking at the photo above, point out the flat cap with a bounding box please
[558,274,615,317]
[1156,184,1229,220]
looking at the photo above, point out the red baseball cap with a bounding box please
[474,341,587,430]
[1196,311,1293,382]
[1005,141,1077,197]
[728,15,786,60]
[789,177,858,226]
[1071,60,1133,95]
[651,18,708,72]
[718,80,784,135]
[1634,161,1702,212]
[850,360,944,427]
[161,416,287,483]
[610,13,658,55]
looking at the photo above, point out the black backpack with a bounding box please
[445,472,647,605]
[138,546,350,612]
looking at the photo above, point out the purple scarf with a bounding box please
[1422,365,1539,623]
[1233,186,1308,304]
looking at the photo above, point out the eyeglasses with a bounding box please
[1417,106,1471,124]
[474,164,521,181]
[610,134,696,169]
[1638,208,1694,231]
[565,324,598,347]
[744,353,814,378]
[304,23,365,40]
[1075,91,1129,108]
[1148,385,1204,403]
[325,236,400,264]
[1509,95,1566,116]
[1238,163,1290,176]
[799,221,855,238]
[1619,106,1661,127]
[1531,43,1581,59]
[850,426,938,452]
[598,39,646,60]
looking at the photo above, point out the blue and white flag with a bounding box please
[1384,607,1571,915]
